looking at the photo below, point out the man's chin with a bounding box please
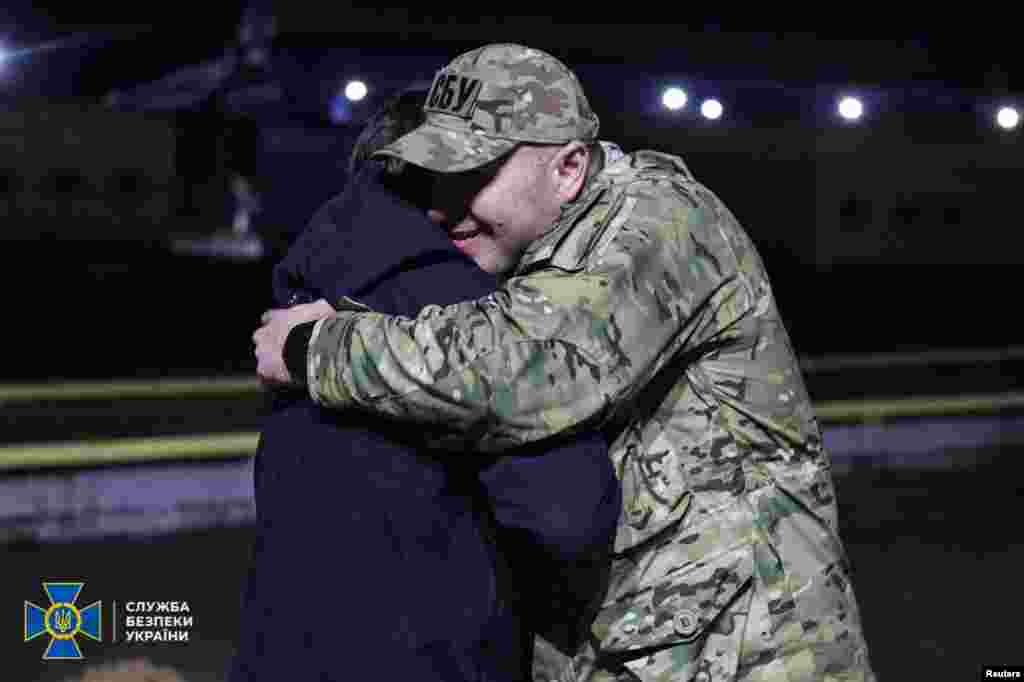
[455,242,498,274]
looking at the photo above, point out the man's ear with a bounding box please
[551,141,589,202]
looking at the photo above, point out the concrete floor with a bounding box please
[4,453,1022,682]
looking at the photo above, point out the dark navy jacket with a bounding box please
[229,162,620,682]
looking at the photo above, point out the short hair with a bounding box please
[584,140,605,185]
[518,140,605,189]
[347,84,431,178]
[512,140,603,174]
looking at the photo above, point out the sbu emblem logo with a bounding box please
[25,582,102,660]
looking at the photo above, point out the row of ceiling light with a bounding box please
[338,79,1021,131]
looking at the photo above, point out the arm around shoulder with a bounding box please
[307,181,730,452]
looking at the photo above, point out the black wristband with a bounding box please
[283,321,317,386]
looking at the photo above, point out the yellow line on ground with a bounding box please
[813,392,1024,422]
[0,432,260,471]
[0,377,264,403]
[1,391,1023,472]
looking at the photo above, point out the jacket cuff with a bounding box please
[284,321,317,386]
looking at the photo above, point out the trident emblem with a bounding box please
[53,607,74,633]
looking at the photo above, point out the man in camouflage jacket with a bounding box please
[254,43,875,681]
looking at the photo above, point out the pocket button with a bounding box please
[673,609,701,638]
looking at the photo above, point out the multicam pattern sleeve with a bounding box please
[306,151,876,680]
[306,153,740,453]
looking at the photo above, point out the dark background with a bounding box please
[1,6,1022,681]
[2,8,1022,379]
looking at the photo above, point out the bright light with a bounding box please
[0,44,7,69]
[345,80,368,102]
[996,106,1020,130]
[838,96,864,121]
[662,87,688,111]
[701,99,723,120]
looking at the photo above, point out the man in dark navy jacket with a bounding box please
[230,87,620,682]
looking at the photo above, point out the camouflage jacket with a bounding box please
[306,151,874,681]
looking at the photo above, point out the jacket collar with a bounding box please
[514,150,694,274]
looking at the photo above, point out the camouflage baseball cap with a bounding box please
[371,43,600,173]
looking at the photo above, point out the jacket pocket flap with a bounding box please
[591,542,754,656]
